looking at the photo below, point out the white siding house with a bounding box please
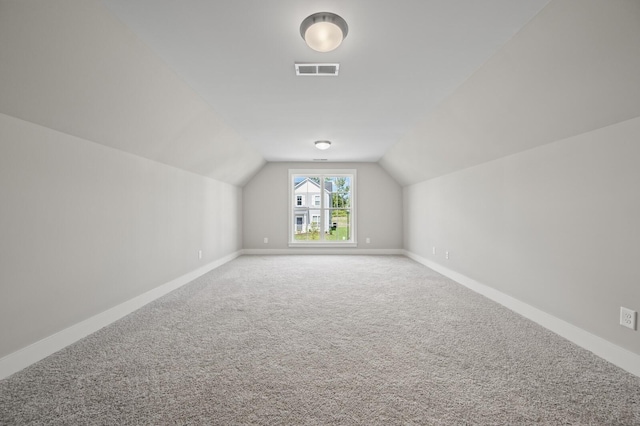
[293,178,332,235]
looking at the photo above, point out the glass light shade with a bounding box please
[304,22,343,53]
[315,141,331,150]
[300,12,348,53]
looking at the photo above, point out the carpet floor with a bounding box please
[1,255,639,425]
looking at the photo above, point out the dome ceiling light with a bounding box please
[300,12,348,53]
[315,140,332,150]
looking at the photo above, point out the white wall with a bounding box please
[0,113,242,359]
[243,162,403,251]
[404,116,640,356]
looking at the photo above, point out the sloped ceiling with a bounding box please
[2,1,637,187]
[99,0,548,165]
[380,0,640,185]
[0,0,264,186]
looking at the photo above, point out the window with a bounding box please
[289,169,356,246]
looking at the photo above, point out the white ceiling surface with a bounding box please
[101,0,550,164]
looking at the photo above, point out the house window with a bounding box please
[289,169,356,246]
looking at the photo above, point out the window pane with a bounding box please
[293,214,320,240]
[326,176,351,208]
[293,173,322,241]
[325,209,350,241]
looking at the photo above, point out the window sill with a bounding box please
[288,242,358,248]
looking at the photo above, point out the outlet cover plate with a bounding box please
[620,307,637,330]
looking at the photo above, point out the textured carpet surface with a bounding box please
[1,255,639,425]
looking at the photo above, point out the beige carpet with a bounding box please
[1,255,639,424]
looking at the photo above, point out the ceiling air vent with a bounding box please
[295,63,340,76]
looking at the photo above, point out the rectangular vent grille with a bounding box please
[295,63,340,76]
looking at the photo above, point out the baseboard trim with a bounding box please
[0,251,242,380]
[242,248,404,255]
[403,250,640,378]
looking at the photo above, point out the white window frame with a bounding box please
[296,195,304,207]
[289,169,357,247]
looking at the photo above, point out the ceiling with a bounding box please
[100,0,550,163]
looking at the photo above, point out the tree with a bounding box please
[331,177,350,208]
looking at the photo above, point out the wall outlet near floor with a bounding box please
[263,237,268,244]
[445,251,449,260]
[366,237,371,244]
[198,250,202,260]
[620,307,637,330]
[432,246,436,255]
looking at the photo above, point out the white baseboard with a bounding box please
[7,250,636,381]
[403,250,640,378]
[242,248,404,255]
[0,251,241,380]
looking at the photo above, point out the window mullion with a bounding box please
[319,174,325,241]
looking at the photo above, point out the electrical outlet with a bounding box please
[263,237,268,244]
[366,237,370,244]
[198,250,202,260]
[432,246,436,255]
[620,307,637,330]
[445,251,449,260]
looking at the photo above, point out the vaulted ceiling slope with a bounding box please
[3,1,638,188]
[0,0,264,186]
[100,0,548,165]
[380,0,640,186]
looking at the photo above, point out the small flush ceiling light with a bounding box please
[300,12,348,53]
[315,140,331,150]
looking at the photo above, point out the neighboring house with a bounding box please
[293,178,333,234]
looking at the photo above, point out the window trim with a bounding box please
[289,169,357,247]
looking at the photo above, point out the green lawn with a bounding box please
[324,225,349,241]
[294,216,350,241]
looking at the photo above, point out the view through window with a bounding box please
[289,170,356,246]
